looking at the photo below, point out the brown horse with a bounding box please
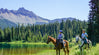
[47,36,69,55]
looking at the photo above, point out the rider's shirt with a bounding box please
[57,33,64,39]
[81,33,88,39]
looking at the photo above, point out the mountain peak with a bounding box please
[0,8,9,13]
[0,7,37,18]
[17,7,37,18]
[18,7,27,11]
[18,7,25,10]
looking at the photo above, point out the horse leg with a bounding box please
[57,49,59,55]
[80,47,82,55]
[63,48,66,55]
[89,42,92,51]
[66,49,69,55]
[56,50,58,55]
[59,49,60,55]
[66,43,69,55]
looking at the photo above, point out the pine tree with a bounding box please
[38,31,42,41]
[60,19,64,30]
[88,0,99,45]
[42,34,48,42]
[11,27,15,41]
[0,29,4,42]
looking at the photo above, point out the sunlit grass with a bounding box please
[34,44,99,55]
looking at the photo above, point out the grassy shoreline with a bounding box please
[0,41,47,45]
[0,40,99,55]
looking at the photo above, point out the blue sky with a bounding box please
[0,0,90,20]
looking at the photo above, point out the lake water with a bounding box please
[0,43,54,55]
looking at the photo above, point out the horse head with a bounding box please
[47,36,51,44]
[76,35,80,43]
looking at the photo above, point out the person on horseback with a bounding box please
[54,30,65,49]
[80,29,89,48]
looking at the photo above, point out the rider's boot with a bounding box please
[63,43,65,49]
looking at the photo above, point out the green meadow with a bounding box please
[35,44,99,55]
[0,40,99,55]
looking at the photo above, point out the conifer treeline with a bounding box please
[0,19,87,42]
[88,0,99,45]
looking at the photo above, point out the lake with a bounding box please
[0,43,54,55]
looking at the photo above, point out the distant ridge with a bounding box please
[49,17,77,23]
[0,7,78,28]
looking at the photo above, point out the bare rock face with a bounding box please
[0,7,49,25]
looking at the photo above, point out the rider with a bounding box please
[55,30,65,49]
[80,29,89,48]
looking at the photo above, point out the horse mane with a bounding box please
[48,36,56,42]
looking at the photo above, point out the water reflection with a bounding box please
[0,43,53,55]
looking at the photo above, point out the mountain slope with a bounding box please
[0,7,78,28]
[0,16,17,29]
[0,7,49,25]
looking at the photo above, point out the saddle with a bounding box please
[84,39,89,44]
[56,39,66,49]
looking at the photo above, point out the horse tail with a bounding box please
[65,40,69,53]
